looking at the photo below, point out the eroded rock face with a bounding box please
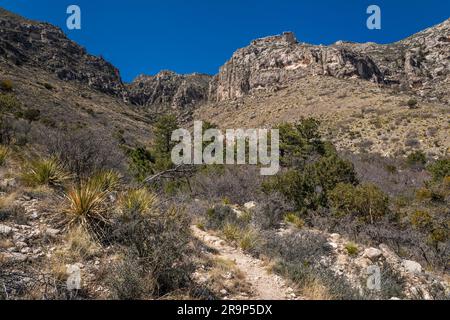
[0,8,126,98]
[333,18,450,103]
[127,71,211,109]
[211,32,384,101]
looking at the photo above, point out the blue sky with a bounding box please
[1,0,449,82]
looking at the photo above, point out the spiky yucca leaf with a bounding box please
[22,158,69,186]
[65,183,108,228]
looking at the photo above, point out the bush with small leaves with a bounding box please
[0,94,21,112]
[284,212,305,229]
[406,151,427,169]
[410,210,433,230]
[0,80,13,92]
[329,183,389,223]
[427,158,450,182]
[407,98,418,109]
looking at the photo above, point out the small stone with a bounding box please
[324,242,338,251]
[402,260,422,274]
[220,289,228,295]
[0,224,13,236]
[45,228,60,237]
[244,201,257,210]
[329,233,341,241]
[364,247,382,261]
[15,241,28,249]
[1,252,27,263]
[20,247,31,254]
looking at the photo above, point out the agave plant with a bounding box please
[22,157,69,186]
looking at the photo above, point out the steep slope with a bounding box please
[209,32,383,102]
[0,8,126,98]
[127,70,211,109]
[334,18,450,103]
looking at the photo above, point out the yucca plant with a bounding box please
[65,183,108,229]
[22,157,69,186]
[88,170,120,192]
[119,188,157,217]
[0,145,9,166]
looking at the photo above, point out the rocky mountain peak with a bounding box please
[0,8,127,98]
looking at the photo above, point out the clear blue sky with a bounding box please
[1,0,449,82]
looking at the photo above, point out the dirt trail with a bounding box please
[191,226,298,300]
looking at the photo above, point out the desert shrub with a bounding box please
[64,225,101,260]
[252,192,295,229]
[238,228,260,252]
[264,154,357,211]
[407,98,418,109]
[410,210,433,230]
[344,242,358,256]
[111,206,192,296]
[106,251,157,299]
[415,188,433,201]
[329,183,389,223]
[205,205,238,230]
[153,114,179,155]
[277,118,325,167]
[45,128,125,182]
[119,188,157,219]
[0,80,13,91]
[127,147,155,182]
[192,165,263,205]
[0,94,21,111]
[22,157,69,187]
[427,158,450,182]
[284,212,305,229]
[22,109,41,122]
[0,116,13,145]
[64,183,108,232]
[222,222,241,242]
[43,82,54,90]
[88,170,120,192]
[0,145,9,166]
[406,151,427,169]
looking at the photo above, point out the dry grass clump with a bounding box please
[118,188,157,217]
[0,145,9,166]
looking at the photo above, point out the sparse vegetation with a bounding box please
[0,79,13,92]
[0,145,9,166]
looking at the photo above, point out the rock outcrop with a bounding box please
[333,18,450,103]
[127,71,211,109]
[210,32,384,101]
[0,8,126,98]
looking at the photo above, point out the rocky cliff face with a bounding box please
[0,8,126,98]
[210,32,384,101]
[127,71,211,109]
[1,7,447,108]
[333,18,450,103]
[211,20,449,103]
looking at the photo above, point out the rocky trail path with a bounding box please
[191,225,299,300]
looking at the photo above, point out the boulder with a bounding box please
[402,260,422,274]
[364,247,383,261]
